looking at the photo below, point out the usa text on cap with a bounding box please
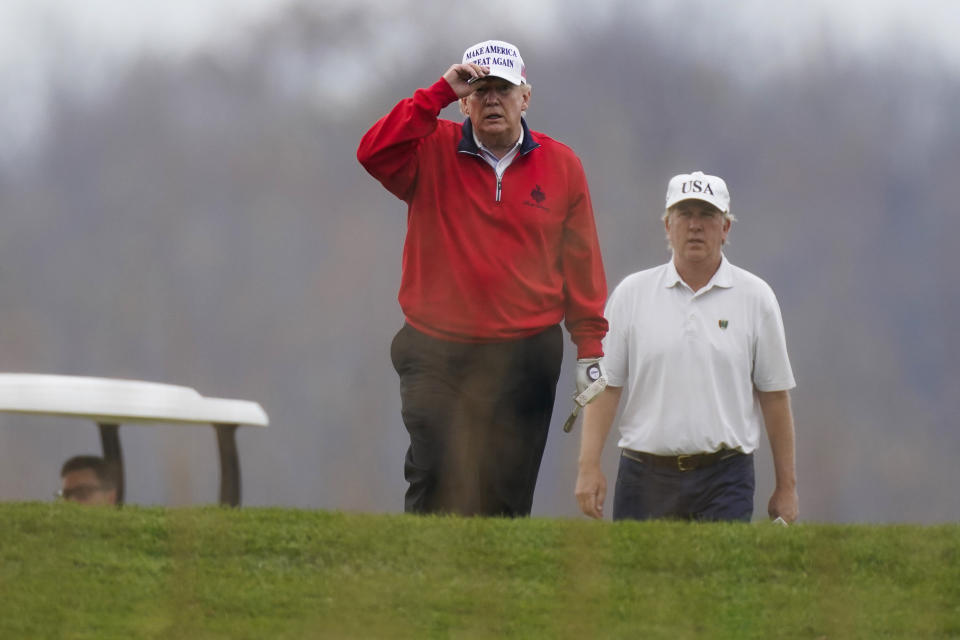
[462,40,526,85]
[665,171,730,213]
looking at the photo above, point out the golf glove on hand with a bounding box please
[574,357,607,407]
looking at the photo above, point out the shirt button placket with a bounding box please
[683,298,697,336]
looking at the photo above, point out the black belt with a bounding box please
[621,448,745,472]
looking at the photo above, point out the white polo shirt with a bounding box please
[603,255,795,456]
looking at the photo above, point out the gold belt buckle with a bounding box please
[676,454,694,472]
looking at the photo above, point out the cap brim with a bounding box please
[666,194,727,212]
[472,71,524,85]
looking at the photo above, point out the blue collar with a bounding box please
[458,117,541,156]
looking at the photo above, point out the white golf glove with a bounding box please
[574,357,607,407]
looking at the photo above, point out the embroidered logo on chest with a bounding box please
[523,185,550,211]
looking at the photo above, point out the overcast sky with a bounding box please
[3,0,957,62]
[0,0,956,162]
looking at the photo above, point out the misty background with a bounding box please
[0,0,957,523]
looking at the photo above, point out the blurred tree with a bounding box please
[0,0,956,520]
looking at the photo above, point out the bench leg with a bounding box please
[97,423,125,505]
[215,424,241,507]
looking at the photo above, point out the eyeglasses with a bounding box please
[55,484,104,501]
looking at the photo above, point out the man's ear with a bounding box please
[521,85,531,112]
[459,97,470,116]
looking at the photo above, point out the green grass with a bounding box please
[1,503,958,639]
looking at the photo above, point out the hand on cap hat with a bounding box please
[446,40,526,98]
[443,63,490,98]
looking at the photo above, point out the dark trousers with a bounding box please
[390,323,562,517]
[612,450,755,522]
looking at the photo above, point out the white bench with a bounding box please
[0,373,269,506]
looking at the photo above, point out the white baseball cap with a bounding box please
[665,171,730,213]
[462,39,526,85]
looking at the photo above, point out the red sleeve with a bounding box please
[356,78,458,202]
[562,157,609,358]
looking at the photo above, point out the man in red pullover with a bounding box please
[358,39,608,516]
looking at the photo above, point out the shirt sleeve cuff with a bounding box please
[575,338,604,360]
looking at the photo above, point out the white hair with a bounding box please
[661,202,736,223]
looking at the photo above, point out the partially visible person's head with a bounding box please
[458,39,531,150]
[662,171,735,264]
[59,455,118,505]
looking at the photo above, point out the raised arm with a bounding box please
[356,62,487,201]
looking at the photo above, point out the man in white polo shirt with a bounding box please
[574,171,798,522]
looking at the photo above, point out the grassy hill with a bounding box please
[1,503,957,639]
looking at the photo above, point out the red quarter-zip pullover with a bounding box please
[358,78,607,357]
